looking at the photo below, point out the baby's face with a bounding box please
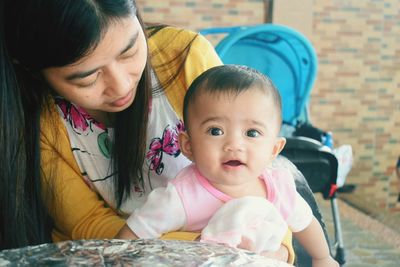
[185,88,284,189]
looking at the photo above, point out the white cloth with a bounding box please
[333,145,353,187]
[201,196,288,253]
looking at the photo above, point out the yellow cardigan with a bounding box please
[40,26,221,241]
[40,26,294,263]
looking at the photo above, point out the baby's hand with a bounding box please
[312,256,339,267]
[260,245,289,263]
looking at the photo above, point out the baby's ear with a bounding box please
[271,137,286,159]
[179,131,194,161]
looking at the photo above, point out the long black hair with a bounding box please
[0,0,151,249]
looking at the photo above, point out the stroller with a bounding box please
[200,24,347,265]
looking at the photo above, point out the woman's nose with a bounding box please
[105,62,133,96]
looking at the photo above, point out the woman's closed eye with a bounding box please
[77,72,101,88]
[119,45,139,61]
[207,127,224,136]
[75,52,137,88]
[120,50,137,60]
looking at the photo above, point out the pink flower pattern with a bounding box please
[146,121,185,175]
[55,98,105,135]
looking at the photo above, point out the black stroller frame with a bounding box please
[282,136,345,265]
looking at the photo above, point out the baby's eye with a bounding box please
[208,127,224,136]
[246,129,260,138]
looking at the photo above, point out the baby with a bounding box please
[122,65,338,266]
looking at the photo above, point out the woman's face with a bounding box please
[42,16,147,116]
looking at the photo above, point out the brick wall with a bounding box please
[137,0,266,30]
[310,0,400,212]
[136,0,400,213]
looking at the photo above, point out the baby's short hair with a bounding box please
[183,64,282,129]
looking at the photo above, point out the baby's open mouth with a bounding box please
[224,160,243,166]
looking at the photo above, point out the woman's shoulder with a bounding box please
[39,98,68,143]
[146,25,213,55]
[40,98,58,126]
[147,25,198,44]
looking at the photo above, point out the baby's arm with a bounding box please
[116,183,186,239]
[293,217,338,267]
[287,192,338,267]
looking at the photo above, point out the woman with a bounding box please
[0,1,328,265]
[1,0,221,248]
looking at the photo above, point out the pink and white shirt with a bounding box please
[127,164,312,238]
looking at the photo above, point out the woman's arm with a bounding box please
[40,107,125,241]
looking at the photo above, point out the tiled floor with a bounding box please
[315,194,400,267]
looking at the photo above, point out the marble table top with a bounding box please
[0,239,292,266]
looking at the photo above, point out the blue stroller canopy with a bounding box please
[200,24,318,126]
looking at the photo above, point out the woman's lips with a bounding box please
[111,90,134,107]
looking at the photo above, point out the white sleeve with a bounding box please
[286,192,313,233]
[126,183,186,238]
